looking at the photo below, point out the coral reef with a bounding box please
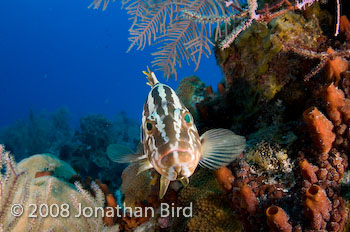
[245,142,294,188]
[176,2,350,231]
[0,110,139,193]
[115,165,242,231]
[3,1,350,231]
[215,10,324,102]
[60,112,139,191]
[185,193,241,232]
[114,5,350,228]
[0,145,119,231]
[176,168,242,232]
[120,163,153,209]
[0,108,72,160]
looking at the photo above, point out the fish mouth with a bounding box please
[157,149,197,180]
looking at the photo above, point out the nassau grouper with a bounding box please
[107,67,246,198]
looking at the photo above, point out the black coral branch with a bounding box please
[127,1,172,52]
[150,0,229,79]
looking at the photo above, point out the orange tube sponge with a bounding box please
[340,15,350,41]
[218,83,226,95]
[214,166,234,191]
[299,159,318,183]
[326,48,348,84]
[240,184,258,214]
[266,206,292,232]
[104,193,118,226]
[303,185,331,230]
[325,84,350,125]
[303,107,335,154]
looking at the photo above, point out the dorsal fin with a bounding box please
[142,66,159,87]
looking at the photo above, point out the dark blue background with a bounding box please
[0,0,223,127]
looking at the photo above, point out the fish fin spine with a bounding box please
[199,129,246,169]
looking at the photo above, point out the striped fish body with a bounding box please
[142,82,202,181]
[107,68,246,199]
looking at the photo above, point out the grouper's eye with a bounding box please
[183,112,192,125]
[145,120,155,134]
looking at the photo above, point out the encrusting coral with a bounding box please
[177,168,241,232]
[186,193,241,232]
[215,10,324,102]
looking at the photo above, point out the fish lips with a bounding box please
[157,148,198,180]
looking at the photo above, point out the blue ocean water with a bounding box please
[0,0,223,128]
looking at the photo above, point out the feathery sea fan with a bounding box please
[90,0,248,79]
[90,0,340,79]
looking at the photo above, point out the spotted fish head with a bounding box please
[142,83,202,181]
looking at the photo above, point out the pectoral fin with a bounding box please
[180,177,189,187]
[199,129,246,169]
[159,176,170,199]
[106,144,146,163]
[137,159,153,175]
